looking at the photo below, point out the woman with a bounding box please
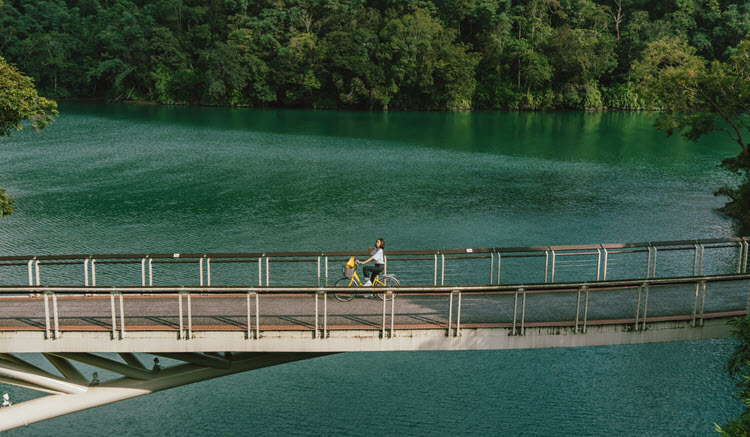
[356,238,385,296]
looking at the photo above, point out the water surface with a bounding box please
[0,104,742,435]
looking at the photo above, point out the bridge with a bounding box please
[0,237,748,430]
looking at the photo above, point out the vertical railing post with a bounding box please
[743,240,749,273]
[265,257,269,286]
[141,259,146,286]
[699,280,707,327]
[111,292,117,340]
[550,251,556,283]
[255,293,260,339]
[645,247,652,279]
[390,291,395,338]
[35,260,40,287]
[497,254,501,284]
[520,288,526,336]
[43,291,51,339]
[207,258,212,287]
[27,259,34,286]
[381,291,387,339]
[544,251,549,283]
[118,292,125,339]
[596,249,601,281]
[324,289,328,339]
[247,291,253,340]
[692,281,701,327]
[441,254,445,285]
[641,283,649,331]
[434,255,438,286]
[575,286,582,332]
[317,256,321,287]
[52,292,59,339]
[258,257,262,286]
[693,244,698,276]
[602,248,609,281]
[490,253,494,284]
[634,284,643,331]
[699,244,705,275]
[737,241,745,274]
[582,286,589,333]
[91,259,96,286]
[456,289,462,337]
[512,288,519,336]
[651,248,658,278]
[314,291,319,339]
[148,258,153,286]
[187,291,192,339]
[84,259,89,287]
[199,258,204,286]
[178,292,183,340]
[447,289,454,337]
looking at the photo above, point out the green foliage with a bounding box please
[632,36,750,224]
[0,56,58,137]
[0,188,13,217]
[1,0,750,110]
[0,55,57,218]
[602,83,643,109]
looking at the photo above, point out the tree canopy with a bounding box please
[0,55,57,217]
[632,37,750,223]
[0,55,57,137]
[1,0,749,110]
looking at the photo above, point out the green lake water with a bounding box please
[0,103,743,435]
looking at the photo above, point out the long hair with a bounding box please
[376,238,385,250]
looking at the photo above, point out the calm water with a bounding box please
[0,104,743,435]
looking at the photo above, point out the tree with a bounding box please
[0,55,57,137]
[0,55,58,217]
[632,37,750,224]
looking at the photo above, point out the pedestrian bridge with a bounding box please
[0,237,748,429]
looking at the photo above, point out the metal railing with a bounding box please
[0,273,747,341]
[0,237,748,287]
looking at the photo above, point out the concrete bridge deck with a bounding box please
[0,276,746,353]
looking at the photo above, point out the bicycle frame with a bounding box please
[342,268,386,287]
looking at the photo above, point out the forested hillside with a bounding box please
[1,0,748,110]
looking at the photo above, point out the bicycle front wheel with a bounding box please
[376,276,399,301]
[334,278,356,302]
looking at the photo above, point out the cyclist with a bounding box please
[356,238,385,297]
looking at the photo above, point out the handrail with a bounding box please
[0,237,746,262]
[2,272,749,295]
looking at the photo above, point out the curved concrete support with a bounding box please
[42,354,89,386]
[0,360,87,395]
[49,353,154,380]
[0,376,65,396]
[154,353,231,369]
[0,352,333,431]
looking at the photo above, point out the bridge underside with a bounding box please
[0,315,738,431]
[0,351,332,431]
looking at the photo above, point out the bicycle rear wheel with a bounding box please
[334,278,356,302]
[376,276,399,301]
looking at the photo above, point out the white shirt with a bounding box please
[371,248,384,264]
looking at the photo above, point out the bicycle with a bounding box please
[333,257,400,302]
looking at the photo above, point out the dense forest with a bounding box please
[0,0,749,110]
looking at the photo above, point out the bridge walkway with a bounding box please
[0,280,745,333]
